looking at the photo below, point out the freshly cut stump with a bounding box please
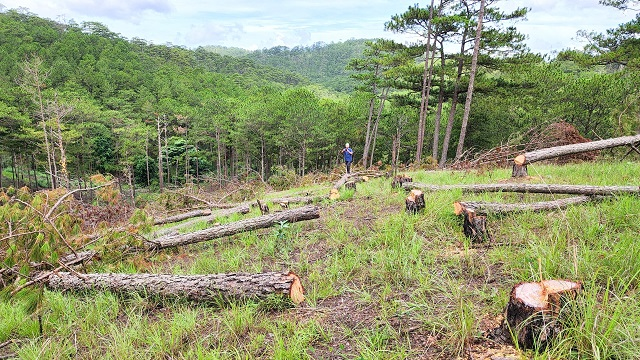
[405,189,425,213]
[504,280,581,349]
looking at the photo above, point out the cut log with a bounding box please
[45,271,305,305]
[405,189,425,214]
[332,173,352,190]
[144,205,320,251]
[392,175,413,189]
[152,204,251,238]
[154,209,213,225]
[512,134,640,177]
[498,280,582,349]
[453,196,594,215]
[405,182,640,196]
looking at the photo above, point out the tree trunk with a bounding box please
[439,33,467,168]
[416,0,436,164]
[512,134,640,177]
[404,182,640,196]
[46,271,305,305]
[156,115,164,192]
[145,205,320,251]
[432,41,446,161]
[453,196,594,215]
[500,280,581,349]
[456,0,486,159]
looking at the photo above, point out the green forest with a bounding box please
[0,2,636,191]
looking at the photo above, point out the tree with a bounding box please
[455,0,485,159]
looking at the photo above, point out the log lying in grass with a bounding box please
[152,204,251,238]
[1,250,98,286]
[145,205,320,251]
[405,182,640,196]
[500,280,582,349]
[453,196,594,215]
[154,209,213,225]
[46,271,305,305]
[512,134,640,177]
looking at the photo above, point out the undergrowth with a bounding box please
[1,161,640,359]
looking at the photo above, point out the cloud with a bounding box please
[64,0,172,21]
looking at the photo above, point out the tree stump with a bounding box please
[256,199,269,215]
[405,189,425,213]
[329,188,340,200]
[345,181,356,190]
[392,175,413,189]
[498,280,582,349]
[512,155,529,177]
[454,202,491,242]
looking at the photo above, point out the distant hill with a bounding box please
[204,40,369,93]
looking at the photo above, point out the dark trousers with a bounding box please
[345,161,352,174]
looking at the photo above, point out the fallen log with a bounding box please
[145,205,320,251]
[405,182,640,196]
[453,196,594,215]
[154,209,212,225]
[152,204,251,238]
[490,280,582,349]
[512,134,640,177]
[45,271,305,305]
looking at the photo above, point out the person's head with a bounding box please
[345,143,350,148]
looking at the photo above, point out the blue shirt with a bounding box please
[343,147,353,162]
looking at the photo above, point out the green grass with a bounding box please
[2,160,640,358]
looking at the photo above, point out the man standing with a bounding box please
[341,143,354,174]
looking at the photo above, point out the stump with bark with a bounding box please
[405,189,425,214]
[46,271,305,305]
[454,202,490,242]
[345,181,357,190]
[494,280,582,349]
[256,199,269,215]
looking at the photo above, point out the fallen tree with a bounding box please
[512,134,640,177]
[154,209,213,225]
[152,204,251,238]
[144,205,320,251]
[453,196,594,215]
[404,182,640,196]
[45,271,305,305]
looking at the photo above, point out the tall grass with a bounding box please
[1,160,639,358]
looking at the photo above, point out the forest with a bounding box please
[1,0,640,358]
[0,1,637,191]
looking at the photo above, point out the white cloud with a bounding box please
[0,0,635,53]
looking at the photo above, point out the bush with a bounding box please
[267,166,298,191]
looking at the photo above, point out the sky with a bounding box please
[0,0,635,55]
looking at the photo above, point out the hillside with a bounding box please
[205,40,368,93]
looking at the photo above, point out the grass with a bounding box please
[2,160,640,358]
